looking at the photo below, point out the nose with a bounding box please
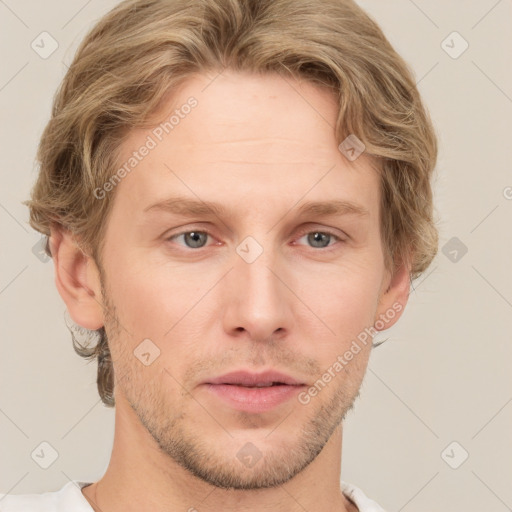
[221,241,292,343]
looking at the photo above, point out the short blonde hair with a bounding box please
[26,0,439,407]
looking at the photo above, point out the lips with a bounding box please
[204,370,304,387]
[202,370,306,413]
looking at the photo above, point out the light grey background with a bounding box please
[1,1,511,511]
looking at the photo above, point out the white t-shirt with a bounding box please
[0,480,386,511]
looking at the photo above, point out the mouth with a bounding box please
[202,370,306,413]
[204,369,305,387]
[221,382,288,387]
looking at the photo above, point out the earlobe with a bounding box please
[374,262,412,331]
[49,226,105,330]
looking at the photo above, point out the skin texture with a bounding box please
[51,70,411,512]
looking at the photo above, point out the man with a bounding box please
[2,0,438,510]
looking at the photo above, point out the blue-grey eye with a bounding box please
[180,231,208,248]
[307,232,332,248]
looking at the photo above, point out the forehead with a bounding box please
[160,71,337,148]
[113,70,381,219]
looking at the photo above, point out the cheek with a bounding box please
[104,253,216,342]
[298,258,381,327]
[336,268,379,319]
[103,262,205,389]
[286,259,382,375]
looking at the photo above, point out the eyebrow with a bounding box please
[296,199,369,218]
[143,196,369,219]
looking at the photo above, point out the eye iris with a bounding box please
[184,231,207,248]
[308,232,330,248]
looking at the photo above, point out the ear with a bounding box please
[49,226,105,330]
[373,260,411,330]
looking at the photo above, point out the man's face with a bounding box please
[97,71,397,489]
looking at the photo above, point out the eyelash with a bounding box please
[166,228,345,251]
